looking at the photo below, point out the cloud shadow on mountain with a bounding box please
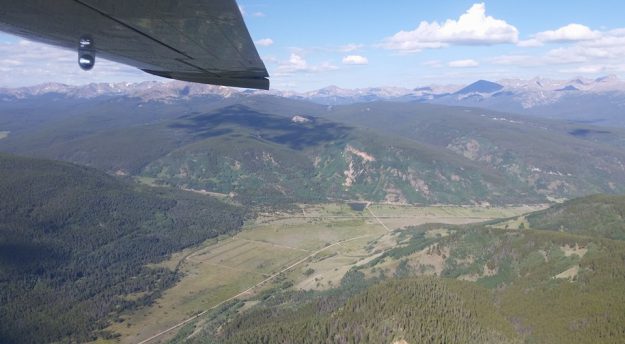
[170,105,352,149]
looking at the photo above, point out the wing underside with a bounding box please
[0,0,269,89]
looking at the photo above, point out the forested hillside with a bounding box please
[179,199,625,344]
[141,105,534,205]
[0,153,246,343]
[525,194,625,240]
[323,102,625,198]
[3,92,625,205]
[213,277,519,344]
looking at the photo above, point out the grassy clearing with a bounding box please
[300,203,367,217]
[377,216,486,231]
[108,237,309,343]
[189,239,306,275]
[369,204,543,218]
[108,211,387,342]
[290,254,358,291]
[335,235,379,257]
[109,264,261,343]
[367,204,541,230]
[238,218,384,251]
[110,203,541,343]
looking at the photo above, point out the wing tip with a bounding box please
[143,69,269,90]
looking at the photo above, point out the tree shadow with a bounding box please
[0,242,68,276]
[569,128,611,137]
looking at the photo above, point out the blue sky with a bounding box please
[2,1,625,91]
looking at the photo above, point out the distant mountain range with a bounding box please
[430,76,625,127]
[3,75,625,126]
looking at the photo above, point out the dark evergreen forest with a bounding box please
[0,153,247,343]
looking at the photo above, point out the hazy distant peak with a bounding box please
[414,86,433,92]
[3,76,625,109]
[569,78,589,85]
[454,80,504,95]
[595,74,620,83]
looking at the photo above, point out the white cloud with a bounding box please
[546,46,607,62]
[255,38,274,47]
[557,63,625,76]
[492,28,625,74]
[561,65,606,74]
[283,53,307,70]
[342,55,368,65]
[422,60,443,68]
[382,3,518,52]
[492,50,587,66]
[536,24,599,42]
[252,11,266,17]
[340,43,364,52]
[448,59,479,68]
[274,53,338,76]
[540,29,625,64]
[516,39,542,48]
[518,24,600,47]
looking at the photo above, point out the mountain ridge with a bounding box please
[2,74,624,102]
[4,76,625,126]
[3,91,625,205]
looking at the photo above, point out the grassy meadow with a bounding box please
[105,203,532,343]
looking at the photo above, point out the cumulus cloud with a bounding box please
[255,38,274,47]
[518,24,600,47]
[382,3,518,52]
[548,29,625,62]
[252,11,265,17]
[448,59,479,68]
[274,53,338,76]
[342,55,368,65]
[492,28,625,74]
[536,24,599,42]
[282,53,307,70]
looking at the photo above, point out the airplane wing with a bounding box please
[0,0,269,89]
